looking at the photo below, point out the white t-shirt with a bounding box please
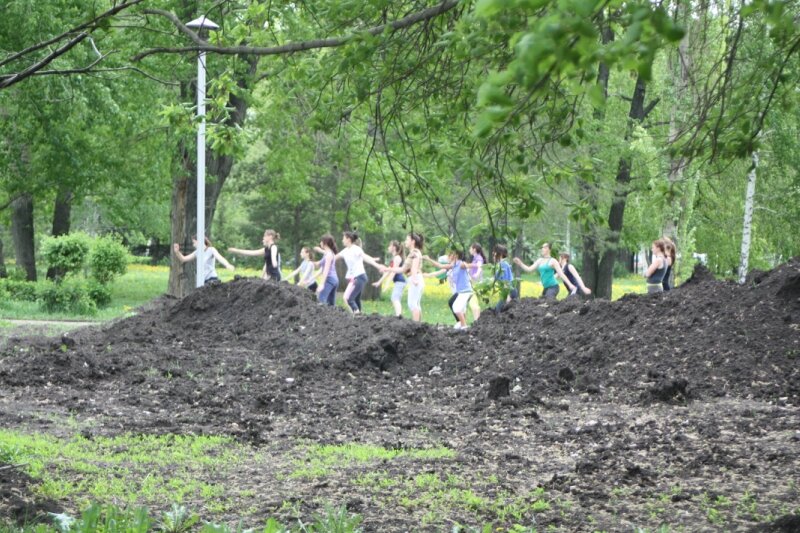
[299,259,315,284]
[202,247,219,281]
[341,245,366,278]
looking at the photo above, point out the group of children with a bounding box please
[174,228,676,326]
[173,229,603,328]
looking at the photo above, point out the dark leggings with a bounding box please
[542,284,559,300]
[448,293,458,322]
[347,274,368,312]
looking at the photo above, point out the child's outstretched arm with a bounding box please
[228,246,266,257]
[513,257,536,272]
[211,248,235,271]
[173,243,196,263]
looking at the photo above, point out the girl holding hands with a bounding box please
[558,252,592,297]
[173,237,234,285]
[228,229,282,281]
[286,246,319,292]
[424,250,473,330]
[372,240,406,318]
[316,235,339,305]
[381,232,425,322]
[513,242,576,300]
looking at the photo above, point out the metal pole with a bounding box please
[196,50,206,288]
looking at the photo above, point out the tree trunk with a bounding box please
[595,75,649,299]
[0,236,7,278]
[738,152,758,284]
[662,2,692,288]
[46,188,74,280]
[11,194,36,281]
[513,228,524,279]
[168,161,193,297]
[361,220,384,301]
[580,11,614,293]
[167,57,258,297]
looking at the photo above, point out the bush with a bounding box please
[86,280,112,308]
[0,278,38,301]
[38,278,97,315]
[89,236,129,285]
[40,233,91,278]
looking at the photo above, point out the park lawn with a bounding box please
[1,264,647,325]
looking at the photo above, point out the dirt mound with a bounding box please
[0,464,62,524]
[682,262,716,286]
[471,258,800,403]
[748,514,800,532]
[0,260,798,442]
[1,263,799,530]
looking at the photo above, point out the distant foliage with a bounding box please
[89,236,129,285]
[40,233,92,279]
[37,278,97,315]
[86,280,112,308]
[0,279,38,301]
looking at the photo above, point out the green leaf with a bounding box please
[587,84,606,109]
[477,82,513,107]
[475,0,512,18]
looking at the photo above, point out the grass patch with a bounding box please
[289,442,455,479]
[284,442,553,527]
[0,502,362,533]
[0,430,250,511]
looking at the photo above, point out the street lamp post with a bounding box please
[186,16,219,288]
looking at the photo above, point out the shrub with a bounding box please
[86,280,112,308]
[40,233,91,279]
[0,278,38,301]
[38,278,97,315]
[89,236,128,285]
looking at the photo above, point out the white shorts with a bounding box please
[407,275,424,311]
[391,281,406,303]
[453,291,473,314]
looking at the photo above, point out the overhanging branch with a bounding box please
[134,0,460,61]
[0,0,146,90]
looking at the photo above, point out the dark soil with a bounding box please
[0,464,62,523]
[1,260,799,531]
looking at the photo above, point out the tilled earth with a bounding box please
[1,261,799,531]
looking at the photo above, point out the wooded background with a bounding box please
[2,0,798,298]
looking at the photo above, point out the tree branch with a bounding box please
[643,97,660,118]
[134,0,460,61]
[0,52,115,82]
[0,0,147,90]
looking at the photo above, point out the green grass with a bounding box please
[1,263,647,325]
[289,442,455,479]
[0,429,250,511]
[0,502,362,533]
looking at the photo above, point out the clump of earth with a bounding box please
[1,260,798,530]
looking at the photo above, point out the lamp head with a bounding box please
[186,16,219,37]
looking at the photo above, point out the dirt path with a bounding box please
[1,319,97,327]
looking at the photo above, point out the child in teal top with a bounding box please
[514,242,576,300]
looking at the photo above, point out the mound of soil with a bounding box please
[0,259,798,530]
[1,260,798,437]
[0,464,62,523]
[469,258,800,403]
